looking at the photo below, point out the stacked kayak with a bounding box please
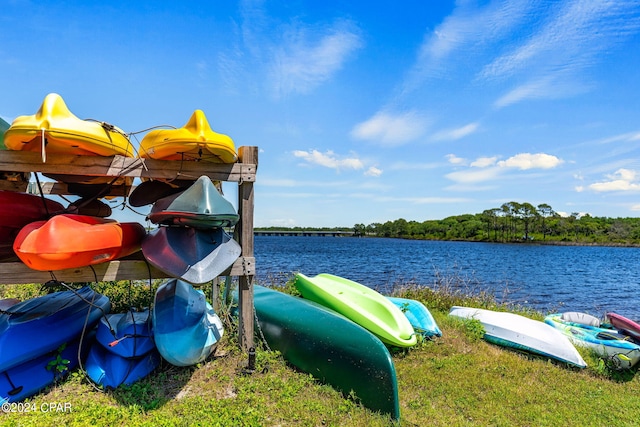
[0,190,65,260]
[141,175,241,284]
[153,279,224,366]
[233,285,401,420]
[147,175,239,228]
[294,273,417,348]
[387,296,442,339]
[0,286,110,402]
[3,93,134,158]
[139,109,237,163]
[143,226,240,284]
[85,309,160,389]
[545,313,640,370]
[1,336,92,404]
[13,214,146,271]
[449,306,586,368]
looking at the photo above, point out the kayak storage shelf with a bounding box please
[0,147,258,351]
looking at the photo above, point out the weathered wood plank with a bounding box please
[237,146,258,351]
[0,151,256,182]
[0,257,255,285]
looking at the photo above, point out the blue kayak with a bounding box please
[85,344,160,389]
[387,296,442,339]
[153,279,224,366]
[545,313,640,369]
[0,286,110,372]
[96,310,155,358]
[1,334,93,403]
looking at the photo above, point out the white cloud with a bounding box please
[293,149,381,177]
[403,0,640,107]
[270,21,363,97]
[293,149,364,171]
[404,0,532,90]
[445,152,564,184]
[481,2,640,81]
[445,167,502,184]
[350,110,429,146]
[446,154,466,165]
[432,122,480,141]
[364,166,383,177]
[494,77,557,108]
[588,168,640,192]
[484,2,640,106]
[223,4,362,98]
[497,153,563,170]
[470,156,498,168]
[631,204,640,211]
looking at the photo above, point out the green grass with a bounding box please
[2,279,640,426]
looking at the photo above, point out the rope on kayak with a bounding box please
[41,128,46,162]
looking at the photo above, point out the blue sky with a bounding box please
[2,1,640,227]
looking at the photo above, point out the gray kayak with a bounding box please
[142,226,241,284]
[148,175,239,228]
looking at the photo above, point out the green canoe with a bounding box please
[233,285,400,420]
[294,273,417,348]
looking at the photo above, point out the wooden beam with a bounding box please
[237,146,258,351]
[0,257,255,285]
[0,151,256,183]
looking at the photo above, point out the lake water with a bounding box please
[254,235,640,319]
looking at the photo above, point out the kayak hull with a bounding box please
[85,344,160,389]
[1,335,93,403]
[4,93,134,157]
[449,306,586,368]
[294,273,417,348]
[0,286,110,372]
[233,285,400,420]
[606,312,640,343]
[142,227,241,284]
[139,110,237,163]
[0,190,65,260]
[153,279,224,366]
[545,313,640,369]
[387,296,442,338]
[148,175,239,228]
[95,310,155,358]
[13,214,146,271]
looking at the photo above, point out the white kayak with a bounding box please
[449,306,586,368]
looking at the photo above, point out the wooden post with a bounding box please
[236,146,257,351]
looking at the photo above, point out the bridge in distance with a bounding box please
[254,230,354,237]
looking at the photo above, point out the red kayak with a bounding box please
[0,190,65,260]
[606,312,640,343]
[13,214,146,271]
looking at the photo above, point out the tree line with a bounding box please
[352,201,640,245]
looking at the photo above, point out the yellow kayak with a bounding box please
[138,110,237,163]
[4,93,134,158]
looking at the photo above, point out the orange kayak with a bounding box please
[13,214,146,271]
[0,190,65,260]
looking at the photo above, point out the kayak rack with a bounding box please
[0,146,258,351]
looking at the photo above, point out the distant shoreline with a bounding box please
[255,231,640,248]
